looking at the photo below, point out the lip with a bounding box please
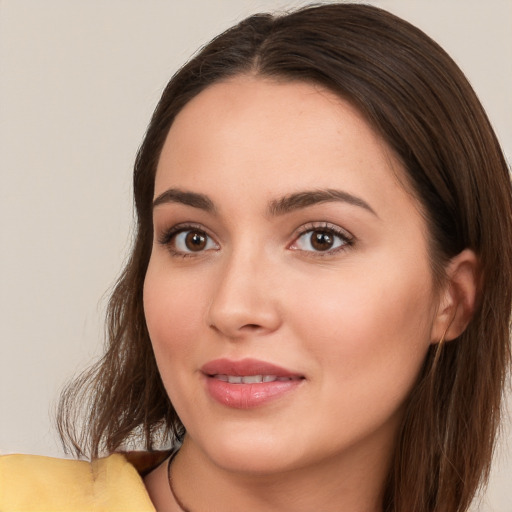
[201,358,305,409]
[201,358,302,378]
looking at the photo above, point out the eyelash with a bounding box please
[157,223,216,258]
[290,222,354,256]
[157,222,354,258]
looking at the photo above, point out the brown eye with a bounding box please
[185,231,207,251]
[292,225,351,254]
[310,231,334,251]
[163,228,218,255]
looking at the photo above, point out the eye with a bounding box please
[159,225,219,256]
[290,224,353,254]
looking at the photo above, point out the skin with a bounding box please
[142,77,474,511]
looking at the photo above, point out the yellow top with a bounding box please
[0,453,156,511]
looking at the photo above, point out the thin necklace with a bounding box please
[167,450,191,512]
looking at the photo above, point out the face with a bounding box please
[144,77,440,476]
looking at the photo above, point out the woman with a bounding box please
[1,3,511,511]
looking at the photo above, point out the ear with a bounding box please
[431,249,480,343]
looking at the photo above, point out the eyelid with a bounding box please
[157,222,219,256]
[288,222,355,253]
[157,221,353,257]
[157,222,204,245]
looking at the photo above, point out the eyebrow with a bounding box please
[267,189,378,217]
[152,187,377,217]
[152,188,216,212]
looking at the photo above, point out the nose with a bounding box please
[207,250,282,339]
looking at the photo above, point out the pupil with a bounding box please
[185,231,206,251]
[312,231,333,251]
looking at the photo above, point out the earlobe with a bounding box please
[432,249,480,343]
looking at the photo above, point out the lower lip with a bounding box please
[204,376,303,409]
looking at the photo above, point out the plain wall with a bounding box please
[1,1,511,510]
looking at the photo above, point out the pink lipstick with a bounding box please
[201,358,304,409]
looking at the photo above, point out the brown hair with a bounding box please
[58,4,512,511]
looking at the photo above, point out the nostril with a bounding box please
[242,324,262,330]
[208,323,261,331]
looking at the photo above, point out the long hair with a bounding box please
[58,4,512,511]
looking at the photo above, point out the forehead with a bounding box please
[155,77,416,220]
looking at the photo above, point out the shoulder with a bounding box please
[0,452,156,511]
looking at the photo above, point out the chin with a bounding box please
[195,429,307,475]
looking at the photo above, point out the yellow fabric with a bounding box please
[0,453,155,511]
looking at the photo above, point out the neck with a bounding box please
[166,433,393,512]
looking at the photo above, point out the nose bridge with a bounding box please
[207,242,280,338]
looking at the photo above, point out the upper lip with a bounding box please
[201,358,303,378]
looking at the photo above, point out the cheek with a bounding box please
[143,263,207,363]
[143,262,213,417]
[281,268,435,448]
[287,259,435,402]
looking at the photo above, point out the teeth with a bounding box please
[239,375,262,384]
[214,374,292,384]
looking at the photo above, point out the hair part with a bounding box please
[58,4,512,511]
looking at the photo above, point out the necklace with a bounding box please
[167,449,191,512]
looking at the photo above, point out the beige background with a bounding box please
[1,1,510,510]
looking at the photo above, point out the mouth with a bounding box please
[201,357,304,380]
[201,358,305,409]
[210,374,300,384]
